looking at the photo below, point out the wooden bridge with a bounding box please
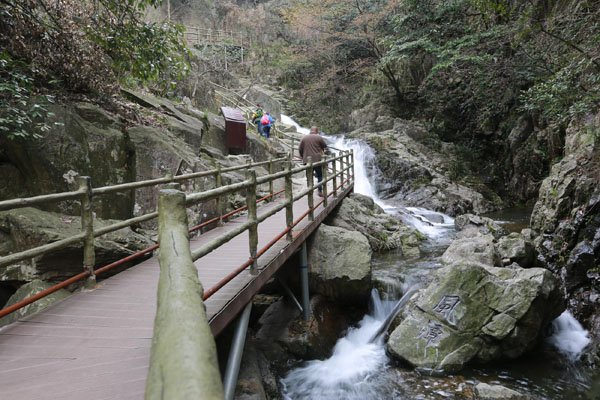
[0,150,354,399]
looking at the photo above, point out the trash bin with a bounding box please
[220,106,246,153]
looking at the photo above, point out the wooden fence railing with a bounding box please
[146,150,355,398]
[184,27,245,68]
[0,156,292,318]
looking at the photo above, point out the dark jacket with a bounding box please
[299,133,327,163]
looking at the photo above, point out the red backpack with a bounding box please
[261,115,270,125]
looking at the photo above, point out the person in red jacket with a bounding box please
[298,126,328,197]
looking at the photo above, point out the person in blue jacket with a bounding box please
[260,112,275,138]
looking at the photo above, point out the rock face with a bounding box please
[327,193,422,255]
[255,295,350,361]
[529,111,600,351]
[0,207,154,282]
[348,119,503,216]
[0,280,70,327]
[386,262,563,373]
[307,224,372,305]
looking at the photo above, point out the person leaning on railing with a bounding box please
[298,126,328,197]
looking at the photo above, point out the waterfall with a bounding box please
[547,311,590,360]
[281,290,396,400]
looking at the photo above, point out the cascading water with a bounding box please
[278,115,593,399]
[281,290,397,400]
[547,311,590,360]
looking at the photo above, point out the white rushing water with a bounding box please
[547,311,590,360]
[282,114,454,239]
[279,115,455,399]
[281,290,395,400]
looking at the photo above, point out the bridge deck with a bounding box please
[0,180,351,399]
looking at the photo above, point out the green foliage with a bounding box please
[85,0,190,89]
[0,54,62,140]
[0,0,190,93]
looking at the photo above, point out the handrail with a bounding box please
[0,156,291,317]
[0,151,354,319]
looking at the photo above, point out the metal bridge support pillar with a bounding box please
[300,241,310,321]
[223,301,253,400]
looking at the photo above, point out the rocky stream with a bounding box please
[268,117,597,400]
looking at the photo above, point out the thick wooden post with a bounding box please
[322,156,328,207]
[307,157,314,221]
[285,158,293,241]
[78,176,95,287]
[216,164,223,227]
[146,189,224,400]
[246,169,258,275]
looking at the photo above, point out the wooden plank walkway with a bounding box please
[0,179,352,399]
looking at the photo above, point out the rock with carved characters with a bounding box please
[386,262,563,373]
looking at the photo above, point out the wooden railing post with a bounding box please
[340,151,345,190]
[307,157,314,221]
[146,188,224,400]
[285,158,293,241]
[268,157,274,201]
[322,156,328,207]
[246,169,258,275]
[350,150,355,192]
[332,153,337,197]
[77,176,95,287]
[216,164,223,227]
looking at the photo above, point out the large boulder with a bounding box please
[441,234,502,268]
[327,193,422,255]
[0,207,154,282]
[386,263,563,373]
[497,233,535,268]
[307,224,372,305]
[454,214,506,239]
[0,280,70,327]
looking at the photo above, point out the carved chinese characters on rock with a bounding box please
[416,320,444,348]
[432,295,461,326]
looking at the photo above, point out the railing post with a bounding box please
[77,176,95,288]
[216,164,223,227]
[268,157,274,201]
[246,169,258,275]
[285,158,294,241]
[332,153,337,197]
[340,151,345,190]
[322,156,328,207]
[350,150,355,192]
[146,188,224,400]
[291,136,295,158]
[307,156,314,222]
